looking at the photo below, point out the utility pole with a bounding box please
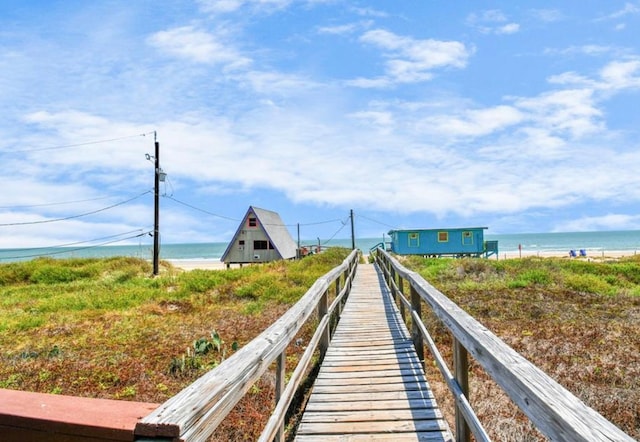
[297,223,301,259]
[153,133,160,276]
[350,209,355,250]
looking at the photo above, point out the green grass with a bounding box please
[0,247,351,400]
[0,247,353,440]
[400,254,640,440]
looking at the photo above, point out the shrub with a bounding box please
[563,272,616,295]
[508,269,552,288]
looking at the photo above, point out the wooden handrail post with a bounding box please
[275,351,286,442]
[410,285,424,362]
[318,289,330,359]
[335,274,342,316]
[453,339,470,442]
[390,267,397,301]
[398,277,406,321]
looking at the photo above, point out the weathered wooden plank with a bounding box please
[306,390,437,403]
[296,419,450,435]
[295,264,452,441]
[316,366,425,377]
[310,381,430,392]
[295,434,452,442]
[321,352,420,363]
[304,398,438,412]
[300,408,444,423]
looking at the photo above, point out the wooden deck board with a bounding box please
[295,264,453,442]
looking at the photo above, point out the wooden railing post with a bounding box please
[398,277,406,321]
[410,285,424,362]
[275,351,286,442]
[453,339,470,442]
[318,289,330,359]
[390,267,397,301]
[335,273,342,316]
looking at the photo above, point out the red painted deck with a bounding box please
[0,388,158,441]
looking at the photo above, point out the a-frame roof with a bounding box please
[221,206,297,262]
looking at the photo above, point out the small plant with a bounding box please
[169,330,239,377]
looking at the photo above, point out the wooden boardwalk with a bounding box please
[295,264,453,441]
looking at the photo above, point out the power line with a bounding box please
[0,230,151,261]
[0,194,121,210]
[165,196,240,222]
[296,217,344,227]
[0,191,151,226]
[167,195,346,228]
[314,216,350,246]
[1,229,146,252]
[356,213,398,230]
[2,132,155,154]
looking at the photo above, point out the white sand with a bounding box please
[167,259,227,270]
[498,249,637,260]
[167,249,638,271]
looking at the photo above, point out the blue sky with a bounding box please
[2,1,640,248]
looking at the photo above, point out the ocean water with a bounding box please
[1,231,640,262]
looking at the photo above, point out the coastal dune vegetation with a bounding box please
[402,254,640,440]
[0,250,638,440]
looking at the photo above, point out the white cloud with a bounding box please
[496,23,520,34]
[317,23,362,35]
[348,111,394,133]
[605,2,640,20]
[237,70,320,95]
[420,105,523,138]
[555,214,640,233]
[544,45,615,57]
[351,7,389,18]
[467,9,520,34]
[469,10,508,23]
[345,76,393,89]
[529,9,563,23]
[511,89,603,138]
[357,29,470,85]
[197,0,292,14]
[147,26,251,68]
[547,72,597,87]
[598,59,640,90]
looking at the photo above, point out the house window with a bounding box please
[239,240,245,250]
[248,217,257,227]
[408,232,419,247]
[253,240,274,250]
[438,231,449,242]
[462,231,473,245]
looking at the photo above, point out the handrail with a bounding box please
[374,248,634,442]
[135,249,359,442]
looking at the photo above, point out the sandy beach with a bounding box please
[168,249,638,271]
[168,259,227,270]
[498,249,637,260]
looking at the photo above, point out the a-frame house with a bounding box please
[221,206,297,267]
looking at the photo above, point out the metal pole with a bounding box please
[297,223,300,259]
[350,209,355,250]
[153,136,160,276]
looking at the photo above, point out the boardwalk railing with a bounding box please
[374,248,634,442]
[135,249,359,442]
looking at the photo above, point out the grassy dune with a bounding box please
[0,249,351,440]
[403,255,640,440]
[0,251,637,440]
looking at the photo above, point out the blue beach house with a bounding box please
[388,227,498,258]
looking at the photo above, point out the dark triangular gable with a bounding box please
[221,206,297,263]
